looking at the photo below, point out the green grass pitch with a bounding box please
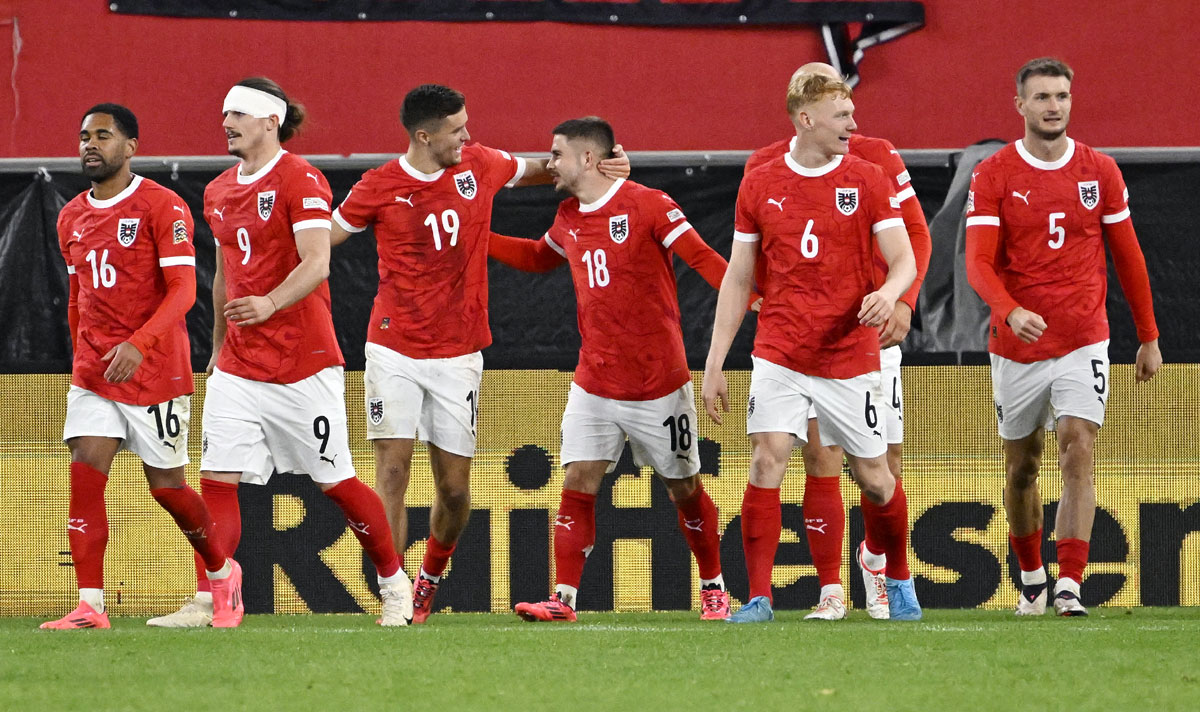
[3,609,1198,711]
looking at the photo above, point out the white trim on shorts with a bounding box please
[560,381,701,480]
[363,342,483,458]
[990,339,1110,440]
[747,357,887,459]
[63,386,190,469]
[200,366,356,485]
[880,345,904,445]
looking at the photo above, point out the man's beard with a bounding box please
[81,156,121,182]
[1030,119,1067,142]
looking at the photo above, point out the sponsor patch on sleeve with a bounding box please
[303,197,331,211]
[172,219,188,244]
[889,196,901,210]
[666,208,685,222]
[896,169,911,186]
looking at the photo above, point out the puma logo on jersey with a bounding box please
[67,519,87,533]
[319,454,338,466]
[72,231,82,238]
[567,228,580,241]
[1012,190,1031,205]
[872,430,882,438]
[211,207,225,221]
[767,197,787,211]
[306,172,321,184]
[683,518,704,532]
[161,440,177,452]
[554,515,574,531]
[394,194,415,207]
[172,205,186,215]
[805,521,828,534]
[675,454,690,461]
[347,520,370,535]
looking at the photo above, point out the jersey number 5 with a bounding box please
[1048,212,1066,250]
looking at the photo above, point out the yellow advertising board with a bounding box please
[1,366,1197,617]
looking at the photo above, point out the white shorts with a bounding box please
[201,366,355,486]
[880,345,904,445]
[363,343,482,458]
[747,357,887,459]
[990,340,1110,440]
[560,381,700,480]
[63,387,190,469]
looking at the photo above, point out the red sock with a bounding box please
[151,485,225,571]
[422,534,456,579]
[741,484,781,602]
[1056,537,1090,585]
[674,483,722,581]
[804,475,844,587]
[325,478,401,578]
[861,479,910,580]
[195,478,241,592]
[1010,529,1044,572]
[553,488,597,589]
[68,462,108,590]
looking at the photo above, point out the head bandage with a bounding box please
[223,85,287,125]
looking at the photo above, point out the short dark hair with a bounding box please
[236,77,306,142]
[1016,57,1074,95]
[401,84,466,133]
[552,117,615,159]
[81,103,138,139]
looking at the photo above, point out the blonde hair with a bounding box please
[787,74,853,115]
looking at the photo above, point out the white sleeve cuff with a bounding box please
[661,221,693,248]
[505,156,529,188]
[332,208,367,233]
[966,216,1001,227]
[159,256,196,268]
[872,217,905,234]
[66,265,75,274]
[1101,207,1131,224]
[895,186,917,203]
[293,218,332,233]
[733,230,760,243]
[544,233,566,257]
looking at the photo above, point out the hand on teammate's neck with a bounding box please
[572,171,615,206]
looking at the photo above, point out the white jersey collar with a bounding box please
[1016,137,1075,171]
[87,174,143,208]
[237,148,288,185]
[785,152,843,177]
[579,178,625,213]
[399,155,445,182]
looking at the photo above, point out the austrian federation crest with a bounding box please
[368,397,385,426]
[117,218,140,247]
[454,170,477,199]
[1078,180,1099,210]
[835,188,859,216]
[257,190,276,221]
[609,214,629,244]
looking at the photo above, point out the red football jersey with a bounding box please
[966,139,1130,362]
[333,144,524,359]
[747,134,928,308]
[58,175,196,405]
[537,179,698,401]
[735,153,903,378]
[203,150,343,384]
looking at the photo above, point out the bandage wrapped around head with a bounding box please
[223,85,287,124]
